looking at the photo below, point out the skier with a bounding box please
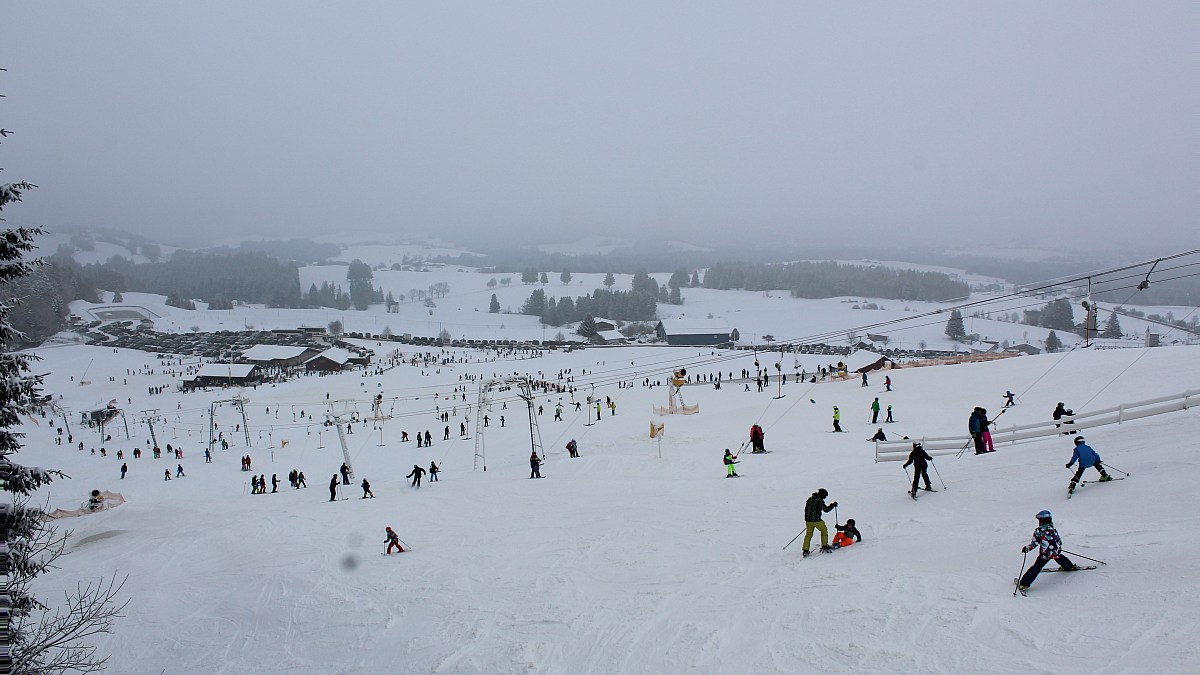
[271,474,279,492]
[361,478,375,498]
[204,448,211,463]
[329,474,340,501]
[1053,402,1076,434]
[120,462,128,479]
[801,489,838,556]
[424,430,432,445]
[871,398,881,424]
[565,439,579,458]
[832,406,843,432]
[978,408,995,453]
[1018,510,1077,592]
[749,424,766,453]
[384,526,404,554]
[164,469,172,481]
[723,449,740,478]
[444,425,450,440]
[861,372,868,387]
[1066,436,1112,495]
[251,475,260,494]
[969,407,986,454]
[407,464,426,487]
[885,404,894,423]
[1003,390,1016,407]
[429,461,439,482]
[902,441,934,496]
[884,375,892,392]
[297,471,307,488]
[870,428,887,442]
[554,405,563,421]
[340,463,351,485]
[176,464,186,477]
[832,519,862,549]
[530,451,542,479]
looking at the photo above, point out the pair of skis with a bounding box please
[1013,566,1098,595]
[909,487,938,500]
[1067,476,1127,499]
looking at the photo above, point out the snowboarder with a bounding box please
[120,462,128,479]
[530,451,542,479]
[1066,436,1112,494]
[329,474,340,501]
[870,428,887,442]
[361,478,375,498]
[429,461,439,482]
[832,519,862,548]
[903,442,934,496]
[1003,390,1016,407]
[565,439,579,458]
[801,489,838,555]
[871,398,881,424]
[723,449,740,478]
[384,526,404,554]
[407,464,426,487]
[832,406,843,432]
[1018,510,1077,592]
[749,424,766,453]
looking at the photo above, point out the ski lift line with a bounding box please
[1076,303,1200,413]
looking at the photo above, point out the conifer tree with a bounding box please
[944,309,966,342]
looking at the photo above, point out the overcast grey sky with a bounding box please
[2,2,1193,251]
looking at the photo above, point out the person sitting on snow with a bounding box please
[832,519,862,548]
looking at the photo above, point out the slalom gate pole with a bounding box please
[783,529,805,550]
[1061,549,1106,565]
[930,460,947,489]
[1013,551,1028,596]
[1100,462,1131,477]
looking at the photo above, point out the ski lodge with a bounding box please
[654,321,739,347]
[189,362,262,388]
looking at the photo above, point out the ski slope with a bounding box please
[24,342,1200,674]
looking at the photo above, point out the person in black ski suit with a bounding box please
[530,451,542,479]
[969,408,986,454]
[407,464,426,487]
[1018,510,1077,591]
[429,461,440,482]
[361,478,374,498]
[329,474,340,501]
[1053,402,1075,434]
[340,463,351,485]
[903,442,934,495]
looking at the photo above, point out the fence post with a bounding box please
[1118,402,1123,424]
[1010,423,1016,445]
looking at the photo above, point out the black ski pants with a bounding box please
[972,433,986,454]
[1020,553,1075,588]
[1071,460,1109,483]
[910,465,931,492]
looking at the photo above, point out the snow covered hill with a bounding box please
[22,338,1200,673]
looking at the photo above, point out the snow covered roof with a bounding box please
[656,320,733,335]
[844,349,892,372]
[241,345,314,362]
[195,363,258,379]
[306,348,354,365]
[595,330,626,342]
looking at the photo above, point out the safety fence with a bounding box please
[875,389,1200,462]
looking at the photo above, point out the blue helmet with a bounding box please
[1036,510,1052,521]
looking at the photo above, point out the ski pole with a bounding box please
[955,437,973,459]
[1100,462,1131,477]
[930,460,947,490]
[1013,551,1028,596]
[1061,549,1106,565]
[783,529,804,550]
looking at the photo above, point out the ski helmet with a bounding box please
[1036,510,1052,521]
[1074,436,1086,445]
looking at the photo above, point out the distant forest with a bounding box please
[701,261,971,301]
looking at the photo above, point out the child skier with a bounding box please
[832,406,843,432]
[832,519,862,548]
[1018,510,1077,592]
[429,461,440,481]
[1066,436,1112,494]
[384,526,405,554]
[723,449,740,478]
[902,442,934,496]
[361,478,375,498]
[529,451,542,479]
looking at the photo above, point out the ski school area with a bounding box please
[26,340,1200,673]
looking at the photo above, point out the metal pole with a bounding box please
[1061,549,1106,565]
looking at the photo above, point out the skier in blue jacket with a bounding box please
[1065,437,1108,494]
[1066,436,1112,494]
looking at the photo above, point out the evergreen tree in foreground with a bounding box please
[2,151,126,671]
[1045,330,1063,353]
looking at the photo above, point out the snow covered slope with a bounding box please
[23,342,1200,674]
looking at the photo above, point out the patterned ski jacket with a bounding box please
[1027,524,1062,559]
[804,494,834,522]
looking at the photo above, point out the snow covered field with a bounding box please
[22,334,1200,673]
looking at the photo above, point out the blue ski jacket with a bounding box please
[1067,443,1100,468]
